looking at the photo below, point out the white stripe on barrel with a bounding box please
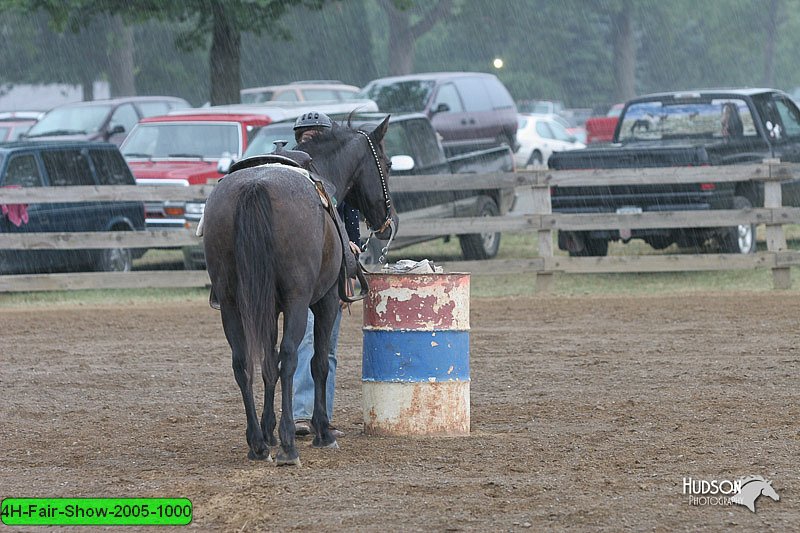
[362,273,470,436]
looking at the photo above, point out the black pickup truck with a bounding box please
[349,112,515,262]
[548,88,800,256]
[183,112,515,267]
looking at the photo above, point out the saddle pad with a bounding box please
[196,164,326,237]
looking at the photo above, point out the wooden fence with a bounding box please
[1,161,800,293]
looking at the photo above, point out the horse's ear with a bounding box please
[369,115,391,143]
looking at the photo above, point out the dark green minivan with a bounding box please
[0,140,145,273]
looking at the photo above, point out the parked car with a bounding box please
[23,96,191,146]
[359,72,519,156]
[549,88,800,256]
[514,113,586,168]
[0,140,146,273]
[240,81,361,104]
[181,112,516,268]
[518,99,565,115]
[584,103,624,144]
[120,111,274,235]
[0,111,41,141]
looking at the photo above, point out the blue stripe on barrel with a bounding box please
[362,330,469,382]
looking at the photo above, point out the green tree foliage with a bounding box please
[2,0,800,110]
[240,0,378,88]
[0,0,322,105]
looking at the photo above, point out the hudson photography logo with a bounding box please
[682,476,780,512]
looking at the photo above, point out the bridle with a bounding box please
[357,129,396,263]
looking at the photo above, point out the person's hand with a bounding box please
[349,241,361,255]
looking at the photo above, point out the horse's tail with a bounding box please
[234,180,277,364]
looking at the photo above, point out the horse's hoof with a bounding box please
[275,449,301,467]
[276,455,302,467]
[247,449,273,462]
[312,438,339,450]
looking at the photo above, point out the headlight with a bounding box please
[185,202,205,215]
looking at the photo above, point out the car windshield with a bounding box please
[360,80,435,113]
[617,98,757,142]
[243,123,295,157]
[121,122,242,159]
[27,105,112,136]
[241,91,275,104]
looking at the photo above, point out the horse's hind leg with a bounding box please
[221,306,271,461]
[260,319,279,447]
[309,291,340,449]
[274,303,308,466]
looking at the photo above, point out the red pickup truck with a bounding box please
[584,103,624,144]
[121,111,275,232]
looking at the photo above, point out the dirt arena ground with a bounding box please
[1,291,798,531]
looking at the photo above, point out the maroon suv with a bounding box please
[359,72,518,155]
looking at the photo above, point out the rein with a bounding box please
[356,129,395,264]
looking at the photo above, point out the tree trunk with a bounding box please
[386,5,414,76]
[82,77,94,101]
[762,0,779,87]
[107,15,136,97]
[351,0,378,84]
[611,0,636,101]
[210,1,241,105]
[379,0,453,77]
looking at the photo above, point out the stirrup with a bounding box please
[338,262,369,303]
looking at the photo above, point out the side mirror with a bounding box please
[433,103,450,114]
[217,152,236,174]
[108,124,125,137]
[390,154,415,172]
[217,155,234,174]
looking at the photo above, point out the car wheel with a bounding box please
[719,196,756,254]
[526,150,544,168]
[568,238,609,257]
[97,246,133,272]
[459,196,501,260]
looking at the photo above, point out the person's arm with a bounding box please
[338,201,361,245]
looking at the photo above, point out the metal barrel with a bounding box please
[361,273,470,436]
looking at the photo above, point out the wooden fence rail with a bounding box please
[1,161,799,292]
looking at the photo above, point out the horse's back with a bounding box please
[205,166,323,241]
[203,165,338,292]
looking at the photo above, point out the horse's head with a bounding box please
[297,116,398,240]
[347,116,398,240]
[761,480,780,502]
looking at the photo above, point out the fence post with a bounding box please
[532,172,554,292]
[764,159,791,289]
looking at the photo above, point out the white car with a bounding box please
[514,113,586,169]
[240,81,361,104]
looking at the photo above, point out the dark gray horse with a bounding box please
[202,117,396,465]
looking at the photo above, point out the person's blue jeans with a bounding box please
[292,308,342,422]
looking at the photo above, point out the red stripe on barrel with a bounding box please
[362,273,470,331]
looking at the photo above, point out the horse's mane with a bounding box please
[739,475,767,486]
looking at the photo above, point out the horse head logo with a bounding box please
[730,476,780,513]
